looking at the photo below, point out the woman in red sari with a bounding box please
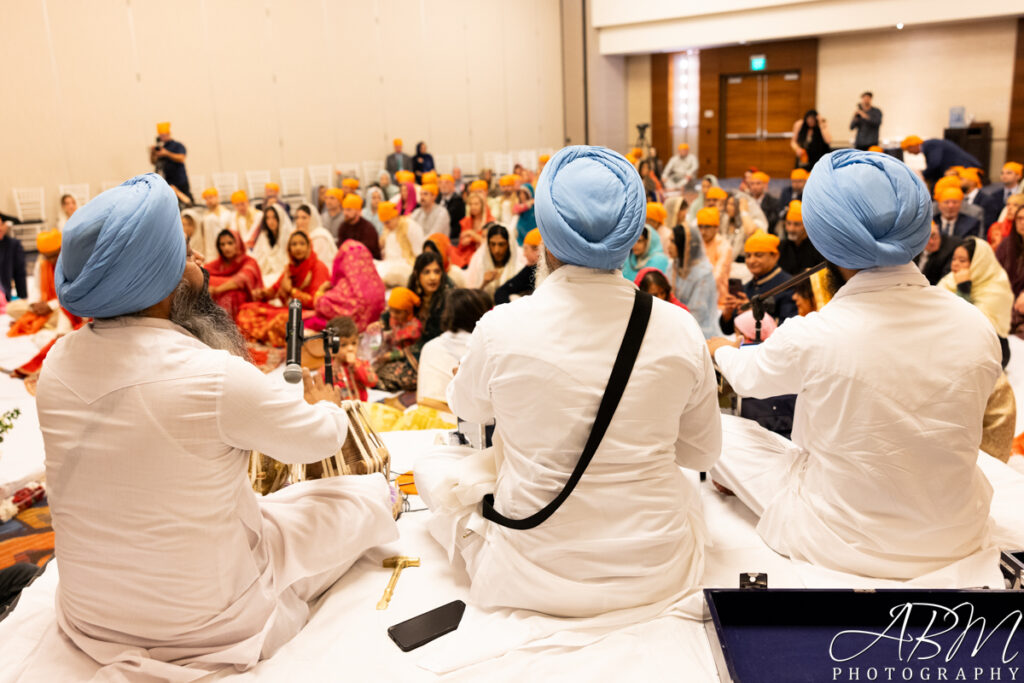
[305,240,386,332]
[449,193,493,268]
[237,231,329,347]
[206,229,263,319]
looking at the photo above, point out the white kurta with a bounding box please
[376,220,424,286]
[416,329,472,407]
[35,317,398,680]
[713,263,1001,579]
[307,226,338,270]
[661,153,699,191]
[410,204,451,239]
[414,266,721,617]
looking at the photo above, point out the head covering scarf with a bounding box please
[425,232,452,270]
[687,174,721,220]
[940,237,1013,336]
[523,228,542,246]
[734,310,778,341]
[673,224,709,280]
[468,224,520,294]
[388,286,421,312]
[280,232,329,301]
[311,240,386,331]
[633,266,687,310]
[697,207,720,226]
[297,202,323,230]
[744,230,780,254]
[802,149,931,270]
[37,229,62,253]
[56,173,185,318]
[342,194,364,210]
[397,182,417,216]
[535,145,645,270]
[251,205,294,285]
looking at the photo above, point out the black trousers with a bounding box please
[0,562,41,616]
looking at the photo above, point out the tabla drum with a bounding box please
[248,400,391,495]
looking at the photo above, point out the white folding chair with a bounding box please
[189,174,207,196]
[482,152,497,174]
[308,164,333,193]
[212,172,239,199]
[493,153,513,175]
[516,149,537,171]
[12,223,42,253]
[245,170,272,200]
[433,154,454,175]
[279,168,305,199]
[335,161,360,186]
[58,183,90,209]
[456,152,478,176]
[12,187,45,223]
[360,161,384,187]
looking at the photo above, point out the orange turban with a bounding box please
[678,143,690,153]
[790,169,809,181]
[538,154,550,165]
[440,173,455,183]
[786,200,802,222]
[901,135,923,149]
[393,138,403,146]
[1003,162,1023,176]
[421,171,438,185]
[342,194,364,210]
[696,207,720,226]
[868,145,884,153]
[630,147,643,158]
[469,179,489,193]
[706,187,728,200]
[341,177,360,189]
[523,228,542,246]
[938,188,964,202]
[156,122,171,135]
[646,202,667,224]
[959,168,981,185]
[326,188,346,202]
[230,190,248,204]
[395,170,415,185]
[752,171,771,183]
[264,182,279,192]
[420,183,438,196]
[201,187,218,199]
[37,229,62,253]
[498,174,518,187]
[933,176,960,200]
[388,286,420,312]
[378,201,398,222]
[744,230,779,254]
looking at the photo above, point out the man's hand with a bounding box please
[707,336,741,358]
[29,302,52,316]
[482,269,500,284]
[720,292,748,320]
[302,367,341,406]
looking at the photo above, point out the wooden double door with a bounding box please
[721,71,804,178]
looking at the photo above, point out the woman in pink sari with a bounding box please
[305,240,386,332]
[396,182,418,216]
[206,229,263,319]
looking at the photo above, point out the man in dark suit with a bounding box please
[747,171,782,234]
[385,138,414,182]
[901,136,982,183]
[987,161,1023,214]
[959,168,1001,229]
[915,220,961,285]
[934,187,981,239]
[777,168,808,213]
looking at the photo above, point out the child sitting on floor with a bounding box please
[373,287,423,392]
[324,316,377,401]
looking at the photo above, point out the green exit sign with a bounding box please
[750,54,766,71]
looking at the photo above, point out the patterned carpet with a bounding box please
[0,497,53,571]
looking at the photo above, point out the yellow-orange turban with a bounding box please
[790,169,809,181]
[469,179,489,193]
[1003,162,1023,176]
[901,135,923,149]
[421,171,438,185]
[630,147,643,158]
[938,188,964,202]
[378,201,398,222]
[37,229,62,253]
[440,174,455,184]
[646,202,667,224]
[342,194,364,210]
[393,138,403,147]
[868,145,884,153]
[523,228,542,246]
[341,177,360,189]
[264,182,279,192]
[395,170,415,185]
[678,143,690,153]
[421,183,438,196]
[786,200,802,222]
[706,187,728,200]
[326,188,346,202]
[959,168,981,185]
[499,174,518,187]
[752,171,771,183]
[156,122,171,135]
[933,176,960,200]
[696,207,720,226]
[230,190,248,204]
[201,187,218,199]
[388,286,420,312]
[744,230,779,254]
[538,154,550,165]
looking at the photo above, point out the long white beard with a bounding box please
[533,251,551,288]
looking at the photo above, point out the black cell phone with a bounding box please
[387,600,466,652]
[728,278,744,296]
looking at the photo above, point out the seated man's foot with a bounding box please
[712,480,735,496]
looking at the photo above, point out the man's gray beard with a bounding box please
[534,250,554,288]
[169,272,249,358]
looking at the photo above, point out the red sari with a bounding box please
[237,251,330,347]
[450,209,494,268]
[7,258,83,338]
[206,230,263,319]
[305,241,386,332]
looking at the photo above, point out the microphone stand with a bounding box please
[302,331,341,386]
[737,261,827,342]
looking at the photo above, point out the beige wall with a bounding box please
[817,19,1017,168]
[625,55,651,151]
[0,0,565,220]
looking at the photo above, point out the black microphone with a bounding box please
[283,299,304,384]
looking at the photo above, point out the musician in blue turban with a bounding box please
[35,173,399,678]
[706,149,1004,583]
[414,145,722,618]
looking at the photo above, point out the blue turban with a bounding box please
[56,173,186,318]
[535,146,646,270]
[802,149,931,270]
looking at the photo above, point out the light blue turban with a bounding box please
[56,173,186,318]
[535,145,646,270]
[802,148,931,270]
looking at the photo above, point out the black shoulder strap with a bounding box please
[481,289,653,530]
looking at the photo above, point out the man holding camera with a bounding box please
[150,121,192,203]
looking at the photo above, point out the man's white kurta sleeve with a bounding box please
[675,347,723,471]
[714,320,804,399]
[217,356,349,464]
[446,316,495,424]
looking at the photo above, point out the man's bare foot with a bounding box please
[712,480,735,496]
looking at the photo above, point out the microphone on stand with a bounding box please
[283,299,304,384]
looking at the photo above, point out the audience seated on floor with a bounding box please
[670,224,719,338]
[376,200,424,287]
[494,228,543,304]
[228,190,263,248]
[465,224,519,298]
[719,231,797,336]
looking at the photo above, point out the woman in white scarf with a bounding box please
[363,186,386,234]
[465,223,520,297]
[294,203,336,269]
[375,200,425,286]
[251,204,294,287]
